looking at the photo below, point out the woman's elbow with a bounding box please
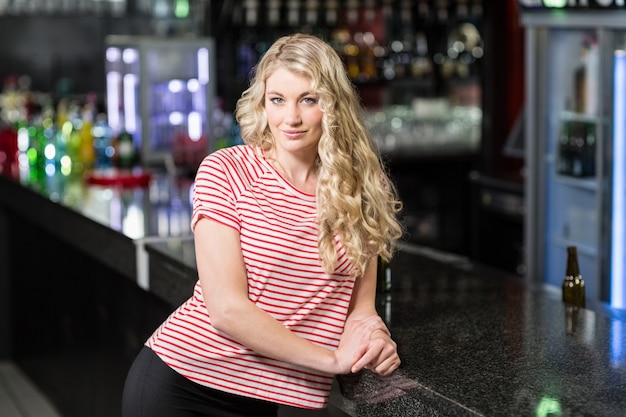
[206,301,245,333]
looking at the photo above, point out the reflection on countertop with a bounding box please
[11,167,195,240]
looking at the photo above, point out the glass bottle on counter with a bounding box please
[77,106,96,172]
[562,246,585,308]
[112,129,137,170]
[377,255,392,293]
[92,113,113,170]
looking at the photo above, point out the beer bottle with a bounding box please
[113,129,136,170]
[562,246,585,308]
[377,256,392,293]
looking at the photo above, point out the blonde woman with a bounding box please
[122,33,403,417]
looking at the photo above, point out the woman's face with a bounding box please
[264,67,323,157]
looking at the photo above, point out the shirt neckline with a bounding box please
[255,146,317,201]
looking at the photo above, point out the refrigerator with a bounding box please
[520,3,626,309]
[105,35,217,171]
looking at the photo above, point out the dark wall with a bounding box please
[7,212,172,417]
[0,206,11,358]
[481,0,525,181]
[0,16,153,95]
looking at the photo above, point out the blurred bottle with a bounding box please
[585,39,600,115]
[411,31,433,79]
[39,102,58,178]
[78,102,96,172]
[563,120,595,178]
[1,75,27,129]
[388,0,413,80]
[574,44,588,114]
[286,0,302,27]
[569,121,584,178]
[63,101,84,175]
[562,246,585,308]
[112,129,137,170]
[236,0,259,83]
[582,121,596,177]
[377,256,392,293]
[0,121,18,178]
[54,99,74,176]
[356,31,378,82]
[212,109,235,151]
[92,113,113,170]
[25,114,47,188]
[344,37,361,80]
[557,120,572,176]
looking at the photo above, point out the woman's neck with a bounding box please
[266,149,318,194]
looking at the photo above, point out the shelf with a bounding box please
[559,110,601,124]
[552,236,598,257]
[554,174,598,191]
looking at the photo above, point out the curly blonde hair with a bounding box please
[235,33,403,277]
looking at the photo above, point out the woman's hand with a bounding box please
[334,314,399,376]
[351,329,400,376]
[336,256,400,376]
[332,315,385,373]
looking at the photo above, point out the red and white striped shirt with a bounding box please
[146,145,356,409]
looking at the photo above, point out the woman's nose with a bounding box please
[284,105,302,125]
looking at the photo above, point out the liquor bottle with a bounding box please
[267,0,281,26]
[54,99,71,176]
[574,45,588,114]
[377,256,392,293]
[113,129,136,170]
[570,121,584,178]
[64,101,84,175]
[236,0,259,83]
[26,114,46,185]
[92,113,113,170]
[286,0,301,27]
[557,120,571,176]
[355,32,378,82]
[582,121,596,177]
[389,0,413,80]
[585,39,600,115]
[325,0,339,27]
[78,104,96,172]
[411,31,433,79]
[0,121,18,179]
[562,246,585,308]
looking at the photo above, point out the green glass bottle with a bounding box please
[562,246,585,308]
[113,130,136,169]
[377,256,392,293]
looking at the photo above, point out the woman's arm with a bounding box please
[195,217,358,375]
[341,256,401,376]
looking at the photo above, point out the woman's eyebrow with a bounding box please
[265,90,317,98]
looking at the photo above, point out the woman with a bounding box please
[122,33,403,417]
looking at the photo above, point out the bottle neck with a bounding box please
[566,248,581,277]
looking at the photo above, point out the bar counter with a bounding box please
[1,171,626,417]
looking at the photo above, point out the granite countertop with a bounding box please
[2,171,626,417]
[335,246,626,416]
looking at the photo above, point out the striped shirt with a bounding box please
[146,145,357,409]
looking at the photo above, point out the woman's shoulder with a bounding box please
[200,145,267,178]
[207,144,258,162]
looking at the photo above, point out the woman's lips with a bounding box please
[282,130,304,139]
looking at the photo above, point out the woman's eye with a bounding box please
[269,97,284,104]
[302,97,318,105]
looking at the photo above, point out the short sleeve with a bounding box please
[191,151,241,232]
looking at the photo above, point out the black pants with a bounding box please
[122,346,279,417]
